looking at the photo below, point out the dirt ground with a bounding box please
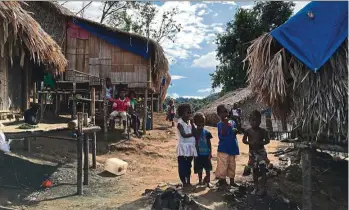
[0,113,347,210]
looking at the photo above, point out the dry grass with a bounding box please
[244,33,348,143]
[0,2,67,72]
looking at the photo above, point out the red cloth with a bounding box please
[112,97,130,112]
[67,22,89,40]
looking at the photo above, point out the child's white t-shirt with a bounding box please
[176,118,197,157]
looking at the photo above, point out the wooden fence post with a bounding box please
[90,87,97,169]
[77,112,83,195]
[302,148,312,210]
[143,88,148,134]
[102,79,107,134]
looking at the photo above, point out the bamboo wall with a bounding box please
[0,56,25,112]
[65,22,151,88]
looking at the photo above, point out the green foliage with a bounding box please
[164,93,220,112]
[211,2,294,93]
[101,1,181,43]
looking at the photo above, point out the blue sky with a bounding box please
[62,1,309,99]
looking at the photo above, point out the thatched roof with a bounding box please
[32,1,169,88]
[244,33,348,143]
[199,88,267,126]
[0,2,67,72]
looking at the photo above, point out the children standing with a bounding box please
[242,110,270,195]
[193,112,213,187]
[215,104,240,187]
[176,104,197,187]
[167,99,176,127]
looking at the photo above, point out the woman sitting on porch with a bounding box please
[109,89,130,134]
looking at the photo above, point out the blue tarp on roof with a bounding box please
[271,1,348,71]
[73,18,152,59]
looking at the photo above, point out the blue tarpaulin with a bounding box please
[271,1,348,71]
[73,18,152,59]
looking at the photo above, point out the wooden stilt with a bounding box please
[102,79,107,134]
[40,82,44,121]
[83,132,89,185]
[55,93,59,115]
[143,88,148,134]
[301,148,312,210]
[151,93,154,130]
[90,88,97,169]
[72,82,77,120]
[33,83,37,104]
[77,112,83,195]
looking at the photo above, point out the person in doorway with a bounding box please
[193,112,213,188]
[128,90,140,138]
[109,89,130,134]
[166,99,176,127]
[215,104,240,188]
[176,103,197,188]
[105,77,113,101]
[242,110,270,196]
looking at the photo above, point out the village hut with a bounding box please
[23,1,170,105]
[0,2,67,117]
[244,2,347,209]
[199,88,269,127]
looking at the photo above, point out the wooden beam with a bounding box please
[40,82,44,121]
[102,79,107,134]
[77,112,83,195]
[143,88,148,134]
[33,82,37,104]
[151,93,154,130]
[83,133,89,186]
[301,149,312,210]
[90,87,97,169]
[72,82,77,120]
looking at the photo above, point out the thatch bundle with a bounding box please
[0,2,67,72]
[244,33,348,143]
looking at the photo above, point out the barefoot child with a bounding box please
[167,99,176,127]
[193,112,213,187]
[242,110,270,195]
[176,104,197,187]
[216,104,240,187]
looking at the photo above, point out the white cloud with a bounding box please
[198,86,222,94]
[166,93,203,99]
[198,88,211,93]
[293,1,310,14]
[240,5,253,10]
[198,9,206,16]
[182,96,204,99]
[192,51,219,69]
[171,75,187,80]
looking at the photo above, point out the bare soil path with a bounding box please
[0,113,288,210]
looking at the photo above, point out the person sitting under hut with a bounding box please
[109,89,130,134]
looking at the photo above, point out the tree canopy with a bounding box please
[211,2,294,93]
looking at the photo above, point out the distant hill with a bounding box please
[165,93,221,112]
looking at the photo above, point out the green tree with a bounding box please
[104,1,181,43]
[211,2,294,93]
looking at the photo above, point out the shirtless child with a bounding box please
[242,110,270,195]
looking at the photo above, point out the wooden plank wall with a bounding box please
[65,23,150,87]
[0,56,9,111]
